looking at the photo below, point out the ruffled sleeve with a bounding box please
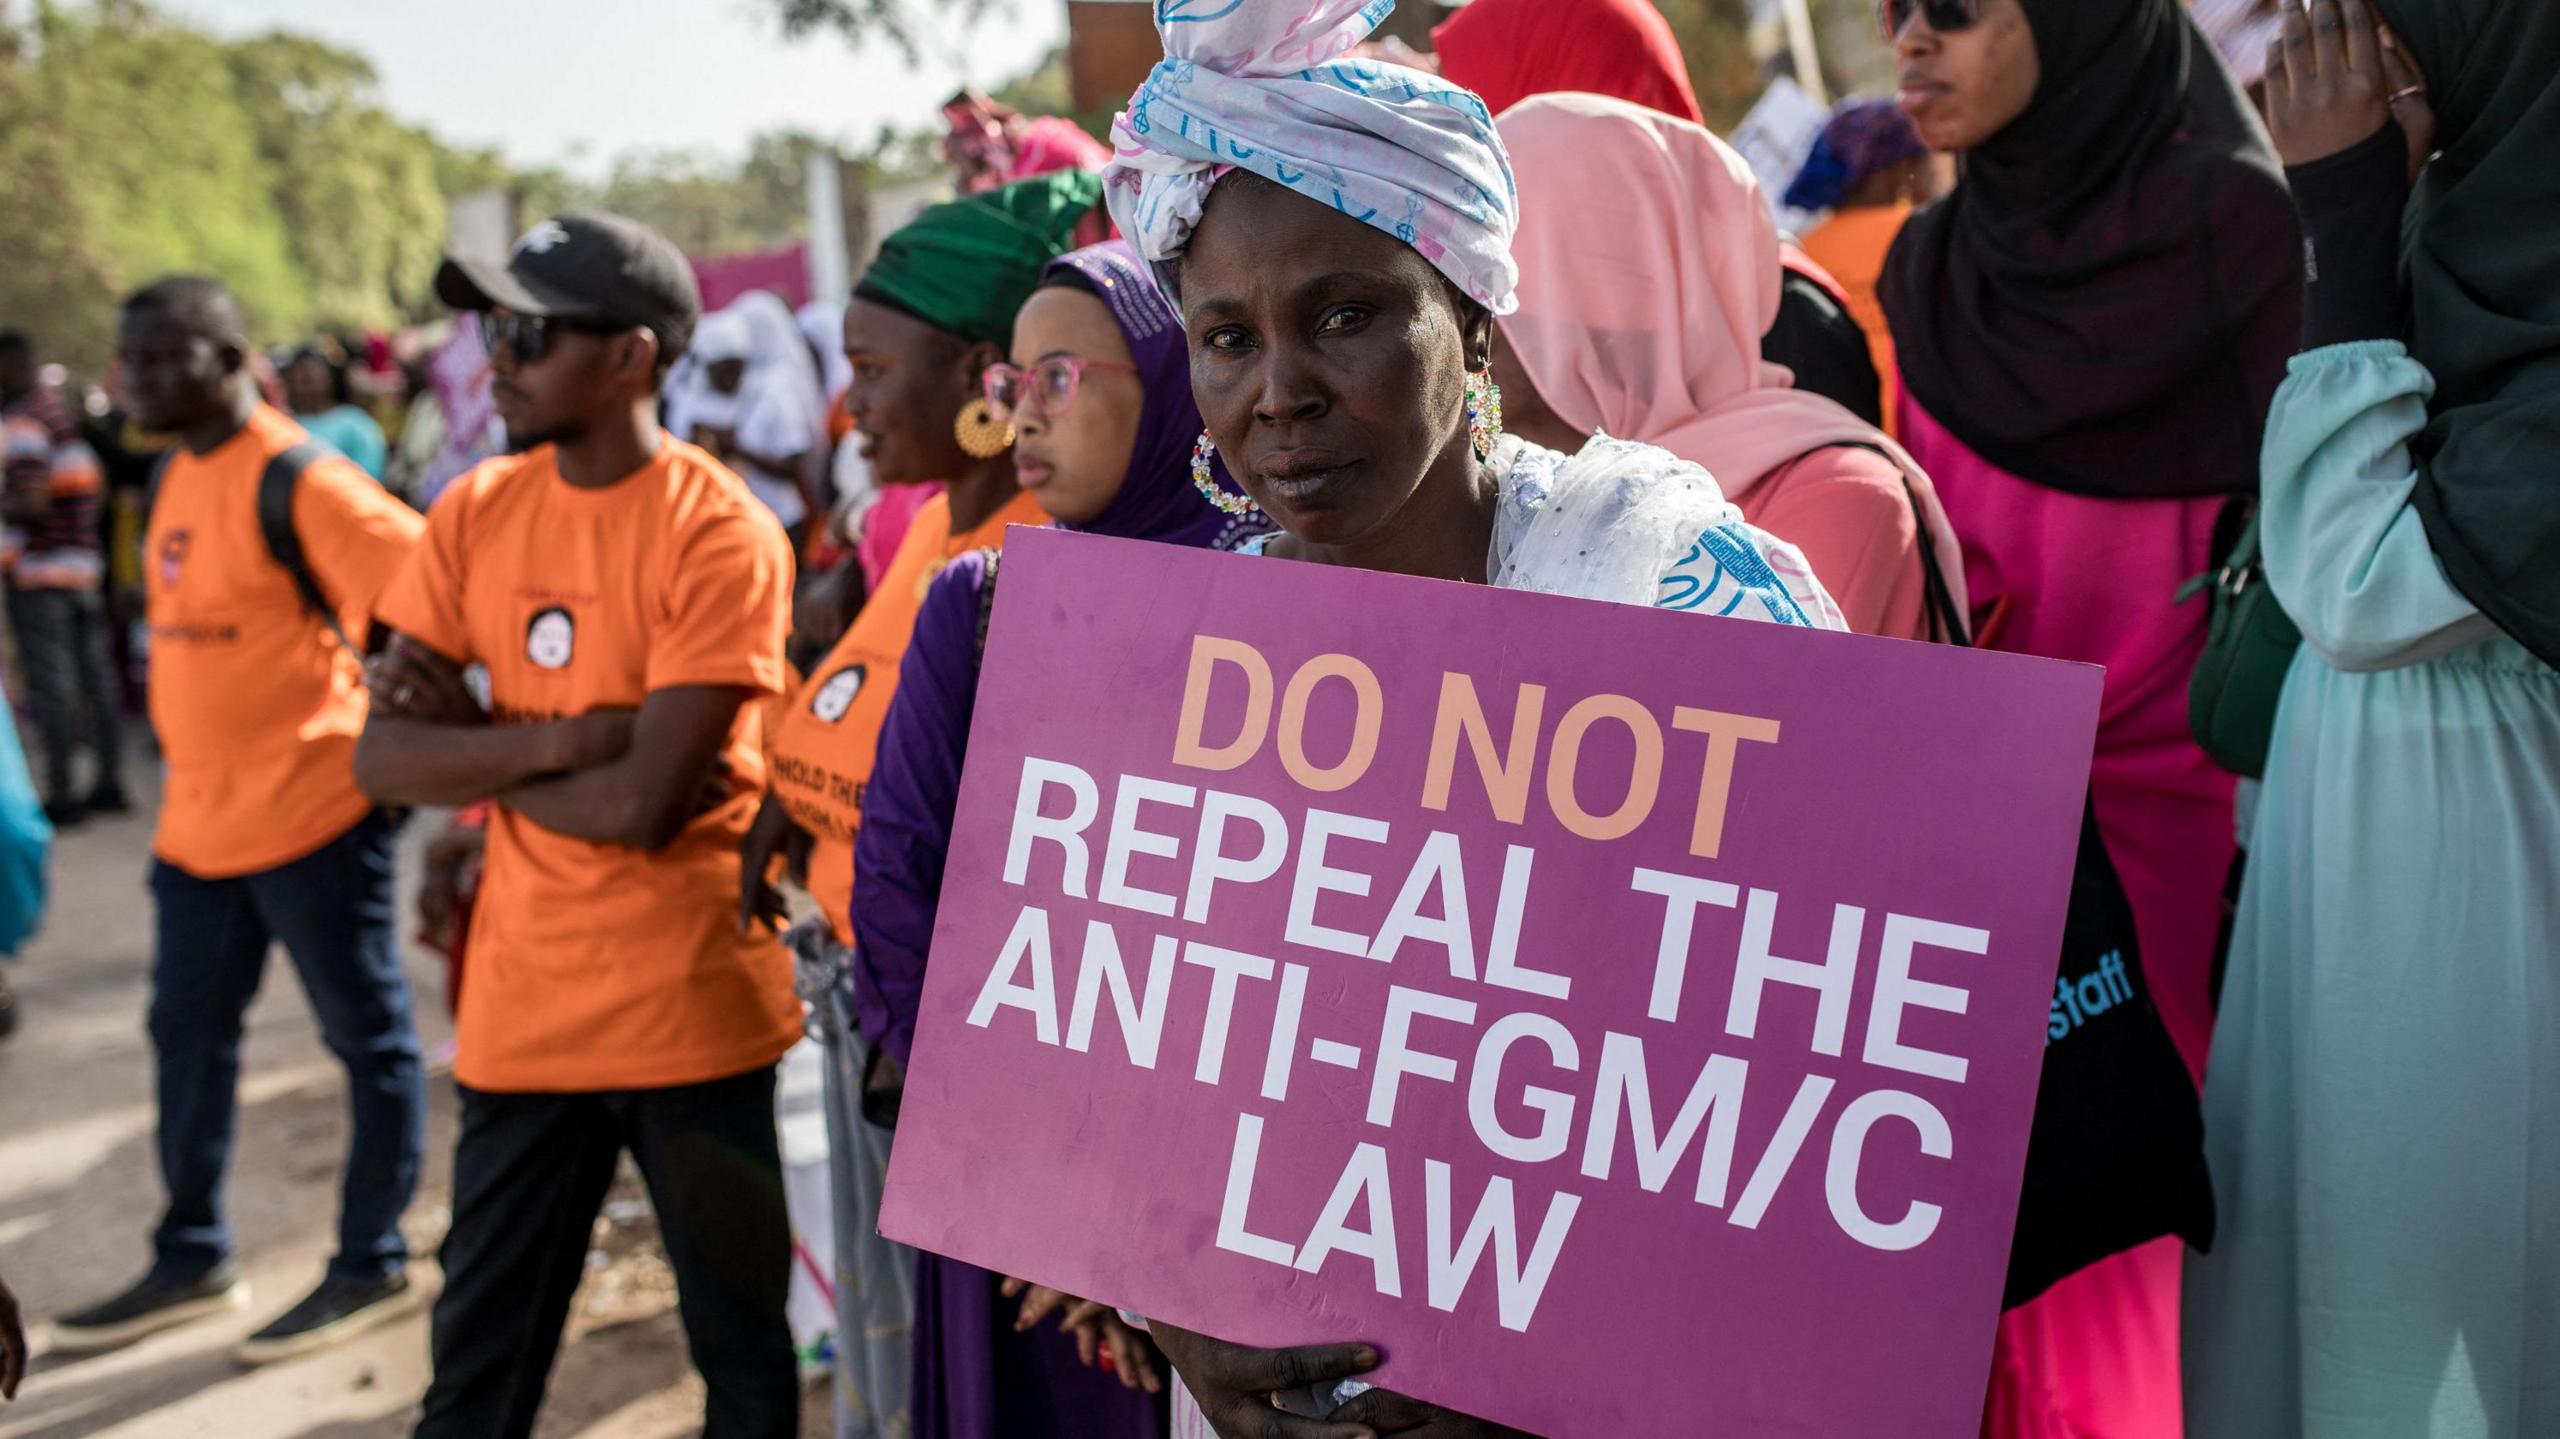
[2259,340,2496,672]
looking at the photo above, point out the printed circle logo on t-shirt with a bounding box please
[525,605,576,670]
[158,529,191,587]
[810,664,866,723]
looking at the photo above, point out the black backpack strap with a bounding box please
[145,448,176,520]
[1802,439,1973,649]
[256,441,353,652]
[1901,476,1971,650]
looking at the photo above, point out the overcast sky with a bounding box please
[169,0,1071,175]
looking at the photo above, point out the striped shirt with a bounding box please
[2,385,105,589]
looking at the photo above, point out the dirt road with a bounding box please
[0,773,829,1439]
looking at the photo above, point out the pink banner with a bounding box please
[689,241,810,313]
[882,528,2101,1438]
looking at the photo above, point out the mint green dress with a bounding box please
[2184,341,2560,1437]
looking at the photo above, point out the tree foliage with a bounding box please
[0,1,451,368]
[584,130,838,258]
[223,31,449,334]
[0,2,873,373]
[763,0,1003,60]
[2,0,1889,377]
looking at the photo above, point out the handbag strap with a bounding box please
[1796,440,1972,648]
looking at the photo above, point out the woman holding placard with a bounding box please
[1092,3,1846,1433]
[853,238,1272,1436]
[740,170,1107,1439]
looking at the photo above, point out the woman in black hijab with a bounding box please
[1878,2,2300,1435]
[2184,3,2560,1433]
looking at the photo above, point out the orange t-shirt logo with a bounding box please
[524,605,576,669]
[808,663,866,723]
[158,528,191,587]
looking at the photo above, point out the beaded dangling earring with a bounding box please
[1191,431,1262,517]
[954,398,1014,460]
[1464,367,1503,459]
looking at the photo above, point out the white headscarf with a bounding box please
[1101,0,1519,313]
[1102,2,1835,631]
[728,290,828,447]
[671,291,830,483]
[797,299,853,401]
[689,309,751,364]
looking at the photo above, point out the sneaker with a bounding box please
[50,1265,248,1354]
[234,1271,423,1366]
[83,784,133,817]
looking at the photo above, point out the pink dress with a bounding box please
[858,481,948,592]
[1899,392,2231,1439]
[1739,449,1938,641]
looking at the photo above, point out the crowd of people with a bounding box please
[0,0,2551,1435]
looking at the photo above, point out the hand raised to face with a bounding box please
[2266,0,2435,178]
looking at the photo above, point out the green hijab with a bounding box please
[2376,0,2560,667]
[854,169,1107,348]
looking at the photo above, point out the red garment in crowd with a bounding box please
[856,481,946,594]
[1432,0,1704,125]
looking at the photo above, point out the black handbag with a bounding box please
[2002,808,2215,1308]
[2181,497,2304,779]
[1816,439,2215,1304]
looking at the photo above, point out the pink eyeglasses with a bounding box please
[981,356,1139,422]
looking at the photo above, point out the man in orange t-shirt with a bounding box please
[355,212,799,1439]
[50,278,430,1366]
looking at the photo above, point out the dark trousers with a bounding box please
[149,809,422,1285]
[8,583,124,802]
[416,1066,799,1439]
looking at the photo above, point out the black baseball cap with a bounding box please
[436,210,701,357]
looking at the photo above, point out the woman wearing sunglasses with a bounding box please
[735,169,1101,1439]
[853,238,1272,1439]
[1876,1,2301,1436]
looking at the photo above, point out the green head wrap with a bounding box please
[854,169,1107,348]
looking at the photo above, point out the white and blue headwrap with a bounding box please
[1102,0,1520,315]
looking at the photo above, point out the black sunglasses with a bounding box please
[478,311,622,366]
[1883,0,1979,38]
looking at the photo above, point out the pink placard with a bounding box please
[881,528,2101,1438]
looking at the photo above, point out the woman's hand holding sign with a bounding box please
[1145,1321,1527,1439]
[1330,1387,1537,1437]
[1145,1321,1382,1439]
[1001,1278,1164,1394]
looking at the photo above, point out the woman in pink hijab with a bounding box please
[1492,91,1966,641]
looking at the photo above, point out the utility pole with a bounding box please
[1778,0,1828,105]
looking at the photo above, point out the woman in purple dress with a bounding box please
[852,240,1268,1439]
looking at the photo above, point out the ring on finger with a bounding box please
[2387,83,2427,103]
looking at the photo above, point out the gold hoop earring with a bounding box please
[954,398,1014,459]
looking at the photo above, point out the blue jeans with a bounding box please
[148,810,424,1285]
